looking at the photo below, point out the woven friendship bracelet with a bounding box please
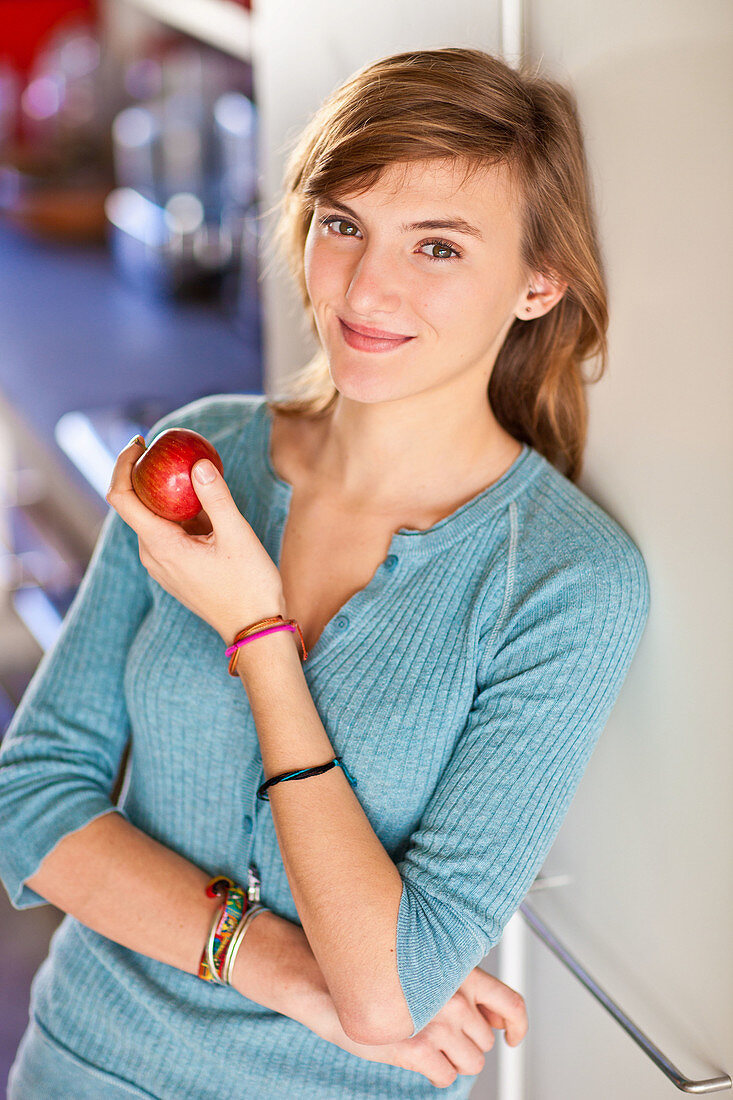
[198,878,248,983]
[256,757,358,801]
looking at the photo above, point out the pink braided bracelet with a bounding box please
[225,616,308,676]
[225,623,296,656]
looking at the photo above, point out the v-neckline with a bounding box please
[264,411,402,662]
[254,399,540,663]
[259,400,535,542]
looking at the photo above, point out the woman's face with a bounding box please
[303,157,539,405]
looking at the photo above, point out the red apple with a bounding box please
[131,427,224,522]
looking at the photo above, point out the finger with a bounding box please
[189,460,240,539]
[105,435,146,504]
[418,1047,459,1090]
[436,1029,486,1078]
[461,1007,496,1054]
[474,976,529,1046]
[477,1000,528,1046]
[105,437,182,539]
[477,1005,505,1029]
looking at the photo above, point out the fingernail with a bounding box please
[128,435,146,448]
[194,460,216,484]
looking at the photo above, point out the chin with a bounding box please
[326,369,389,403]
[326,363,420,407]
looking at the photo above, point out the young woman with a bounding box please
[0,48,649,1098]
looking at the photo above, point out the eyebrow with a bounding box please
[320,197,485,242]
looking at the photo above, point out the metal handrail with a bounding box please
[519,902,731,1094]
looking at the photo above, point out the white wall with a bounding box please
[508,4,733,1098]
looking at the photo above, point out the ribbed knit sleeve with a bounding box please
[394,520,650,1035]
[0,395,260,913]
[0,506,152,908]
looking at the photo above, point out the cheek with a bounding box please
[304,239,344,303]
[416,273,474,332]
[419,279,506,362]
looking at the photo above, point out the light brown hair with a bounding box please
[263,47,608,482]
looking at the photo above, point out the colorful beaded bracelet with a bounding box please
[198,877,248,984]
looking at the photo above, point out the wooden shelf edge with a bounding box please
[122,0,253,63]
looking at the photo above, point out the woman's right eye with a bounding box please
[318,215,362,237]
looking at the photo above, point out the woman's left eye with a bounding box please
[418,240,461,262]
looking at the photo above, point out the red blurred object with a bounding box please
[0,1,97,77]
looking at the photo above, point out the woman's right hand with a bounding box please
[318,965,528,1089]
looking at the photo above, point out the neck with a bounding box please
[308,389,522,514]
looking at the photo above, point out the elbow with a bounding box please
[339,1001,415,1046]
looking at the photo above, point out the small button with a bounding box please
[384,554,398,570]
[335,614,349,629]
[243,814,253,830]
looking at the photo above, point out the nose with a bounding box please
[344,242,402,317]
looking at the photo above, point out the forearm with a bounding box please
[25,810,333,1031]
[235,629,414,1044]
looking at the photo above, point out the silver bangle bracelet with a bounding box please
[222,904,269,986]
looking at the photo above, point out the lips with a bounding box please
[341,318,411,339]
[338,318,415,353]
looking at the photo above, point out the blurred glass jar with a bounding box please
[108,73,259,305]
[213,91,257,213]
[111,93,206,205]
[111,103,160,201]
[104,186,239,301]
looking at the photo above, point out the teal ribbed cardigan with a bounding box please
[0,395,650,1099]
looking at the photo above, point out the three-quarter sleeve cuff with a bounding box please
[395,876,492,1036]
[0,793,122,909]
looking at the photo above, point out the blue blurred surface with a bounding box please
[0,221,263,511]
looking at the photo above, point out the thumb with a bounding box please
[191,460,235,524]
[192,459,219,487]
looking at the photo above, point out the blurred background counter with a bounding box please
[0,0,262,725]
[0,220,261,710]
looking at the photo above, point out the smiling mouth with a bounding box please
[338,318,415,353]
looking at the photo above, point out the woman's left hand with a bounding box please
[105,438,287,644]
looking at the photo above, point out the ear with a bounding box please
[515,271,569,321]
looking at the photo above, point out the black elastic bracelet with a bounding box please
[256,757,357,801]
